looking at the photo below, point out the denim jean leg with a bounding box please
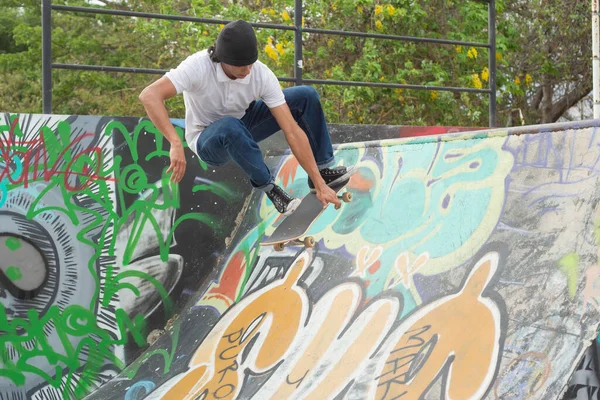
[196,116,274,189]
[286,86,335,168]
[242,86,335,168]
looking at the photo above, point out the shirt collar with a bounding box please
[217,63,251,85]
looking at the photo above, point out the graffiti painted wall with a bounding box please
[3,114,600,400]
[0,113,251,399]
[86,121,600,400]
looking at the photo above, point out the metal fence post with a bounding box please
[593,0,600,118]
[488,0,497,127]
[294,0,303,86]
[42,0,52,114]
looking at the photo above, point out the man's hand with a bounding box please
[167,142,186,182]
[315,182,341,208]
[139,76,185,183]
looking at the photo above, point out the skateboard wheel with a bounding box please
[274,243,285,252]
[304,236,315,248]
[342,192,352,202]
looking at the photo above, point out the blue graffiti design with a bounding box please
[0,155,24,209]
[124,380,157,400]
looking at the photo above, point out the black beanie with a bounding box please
[214,20,258,66]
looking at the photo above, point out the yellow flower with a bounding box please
[276,43,285,55]
[375,5,383,15]
[261,8,267,14]
[302,17,305,27]
[267,36,273,45]
[387,5,397,16]
[471,74,483,89]
[515,76,521,85]
[348,111,354,117]
[455,45,463,53]
[380,76,385,81]
[202,30,208,35]
[496,52,503,61]
[269,9,276,15]
[394,88,403,94]
[430,91,438,100]
[375,20,383,30]
[525,73,532,86]
[332,2,338,11]
[481,67,489,82]
[282,10,291,21]
[327,38,334,47]
[467,47,478,59]
[357,6,363,13]
[218,24,225,31]
[265,44,279,60]
[359,116,364,122]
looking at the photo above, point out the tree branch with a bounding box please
[531,86,543,110]
[549,81,593,122]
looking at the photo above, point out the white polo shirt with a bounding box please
[165,50,286,156]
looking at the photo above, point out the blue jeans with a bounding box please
[195,86,335,190]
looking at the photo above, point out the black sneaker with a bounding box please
[265,184,301,215]
[308,165,355,192]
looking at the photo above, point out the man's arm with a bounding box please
[139,77,187,183]
[269,103,340,208]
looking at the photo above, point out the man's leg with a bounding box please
[241,86,353,190]
[242,85,335,168]
[196,116,273,188]
[196,116,300,214]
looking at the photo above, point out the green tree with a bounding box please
[0,0,593,127]
[497,0,592,124]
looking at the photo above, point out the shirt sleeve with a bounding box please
[165,54,204,94]
[260,67,286,108]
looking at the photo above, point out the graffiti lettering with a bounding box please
[164,250,504,400]
[285,370,308,387]
[164,253,309,399]
[377,325,434,387]
[369,252,503,399]
[0,119,112,191]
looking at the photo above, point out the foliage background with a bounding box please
[0,0,592,127]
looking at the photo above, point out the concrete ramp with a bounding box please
[2,113,600,399]
[92,119,600,399]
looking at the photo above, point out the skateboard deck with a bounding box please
[261,179,352,251]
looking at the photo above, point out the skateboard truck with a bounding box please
[274,236,315,252]
[335,192,352,210]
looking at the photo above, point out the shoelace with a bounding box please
[323,167,345,175]
[269,187,291,211]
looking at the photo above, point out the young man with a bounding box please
[139,20,353,215]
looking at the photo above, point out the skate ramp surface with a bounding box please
[91,119,600,399]
[1,113,600,400]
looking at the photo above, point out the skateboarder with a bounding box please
[139,20,353,216]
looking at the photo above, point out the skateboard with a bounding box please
[261,179,353,251]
